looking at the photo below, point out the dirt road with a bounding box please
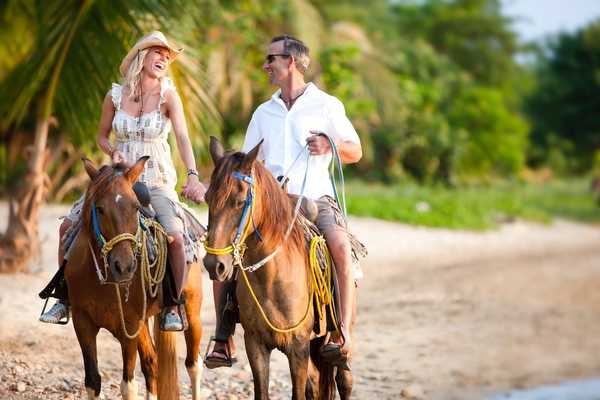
[1,204,599,399]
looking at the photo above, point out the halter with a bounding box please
[90,202,142,284]
[204,171,260,267]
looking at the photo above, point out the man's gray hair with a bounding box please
[271,35,310,74]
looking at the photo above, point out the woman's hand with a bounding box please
[111,149,127,165]
[181,175,207,203]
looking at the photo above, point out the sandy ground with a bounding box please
[1,203,600,399]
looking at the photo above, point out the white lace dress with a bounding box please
[111,78,177,190]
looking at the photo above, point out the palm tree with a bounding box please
[0,0,216,273]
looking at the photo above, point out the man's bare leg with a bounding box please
[323,228,355,352]
[206,281,236,364]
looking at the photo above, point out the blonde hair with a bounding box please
[122,48,149,99]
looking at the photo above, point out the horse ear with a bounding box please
[242,139,263,171]
[125,156,150,184]
[82,157,99,180]
[209,136,224,165]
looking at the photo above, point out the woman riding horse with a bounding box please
[39,31,207,331]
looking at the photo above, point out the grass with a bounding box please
[344,178,600,230]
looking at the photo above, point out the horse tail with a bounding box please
[154,317,179,400]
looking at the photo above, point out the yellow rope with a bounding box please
[239,235,337,334]
[139,219,169,298]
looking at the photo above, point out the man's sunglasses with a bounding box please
[265,53,290,64]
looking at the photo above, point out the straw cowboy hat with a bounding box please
[119,31,183,76]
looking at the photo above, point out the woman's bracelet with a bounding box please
[187,169,199,178]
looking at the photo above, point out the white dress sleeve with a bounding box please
[111,83,122,111]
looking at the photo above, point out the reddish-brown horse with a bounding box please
[203,137,354,400]
[65,157,204,400]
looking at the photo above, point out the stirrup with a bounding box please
[203,336,237,369]
[159,304,188,332]
[39,299,70,325]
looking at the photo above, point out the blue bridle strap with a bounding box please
[232,171,262,243]
[91,202,106,249]
[232,171,254,185]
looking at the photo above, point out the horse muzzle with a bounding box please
[108,254,137,283]
[203,254,234,282]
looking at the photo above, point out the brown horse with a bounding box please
[203,137,354,400]
[65,157,204,400]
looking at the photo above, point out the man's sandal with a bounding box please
[203,336,237,369]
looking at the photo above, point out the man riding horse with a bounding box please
[205,34,363,372]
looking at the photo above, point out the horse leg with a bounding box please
[120,339,139,399]
[72,310,101,399]
[335,368,353,400]
[286,341,311,400]
[184,273,203,400]
[137,322,158,400]
[244,335,272,400]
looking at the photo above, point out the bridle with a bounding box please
[90,201,142,284]
[204,171,259,269]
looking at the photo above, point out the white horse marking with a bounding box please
[187,362,204,400]
[86,387,98,399]
[120,379,137,400]
[115,194,123,204]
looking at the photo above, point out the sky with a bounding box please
[501,0,600,42]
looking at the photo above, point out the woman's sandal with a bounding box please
[203,336,238,369]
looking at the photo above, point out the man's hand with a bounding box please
[307,131,333,155]
[181,175,207,203]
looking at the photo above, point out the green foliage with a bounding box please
[527,20,600,172]
[392,0,521,86]
[449,86,529,177]
[346,178,600,229]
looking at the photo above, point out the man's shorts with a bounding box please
[314,195,348,235]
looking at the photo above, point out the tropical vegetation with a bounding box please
[0,0,599,271]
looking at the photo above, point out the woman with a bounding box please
[39,31,206,331]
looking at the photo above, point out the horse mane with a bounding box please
[209,152,305,254]
[80,163,128,239]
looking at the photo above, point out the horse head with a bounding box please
[202,137,263,281]
[81,156,148,283]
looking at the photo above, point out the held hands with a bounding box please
[181,175,207,203]
[111,149,128,165]
[307,131,332,155]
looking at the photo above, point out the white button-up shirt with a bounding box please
[243,83,360,200]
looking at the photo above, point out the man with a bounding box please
[205,35,362,369]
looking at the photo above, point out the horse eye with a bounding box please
[236,199,246,209]
[96,206,104,215]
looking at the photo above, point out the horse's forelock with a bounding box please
[209,151,245,209]
[80,165,133,237]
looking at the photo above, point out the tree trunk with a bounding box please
[0,117,50,273]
